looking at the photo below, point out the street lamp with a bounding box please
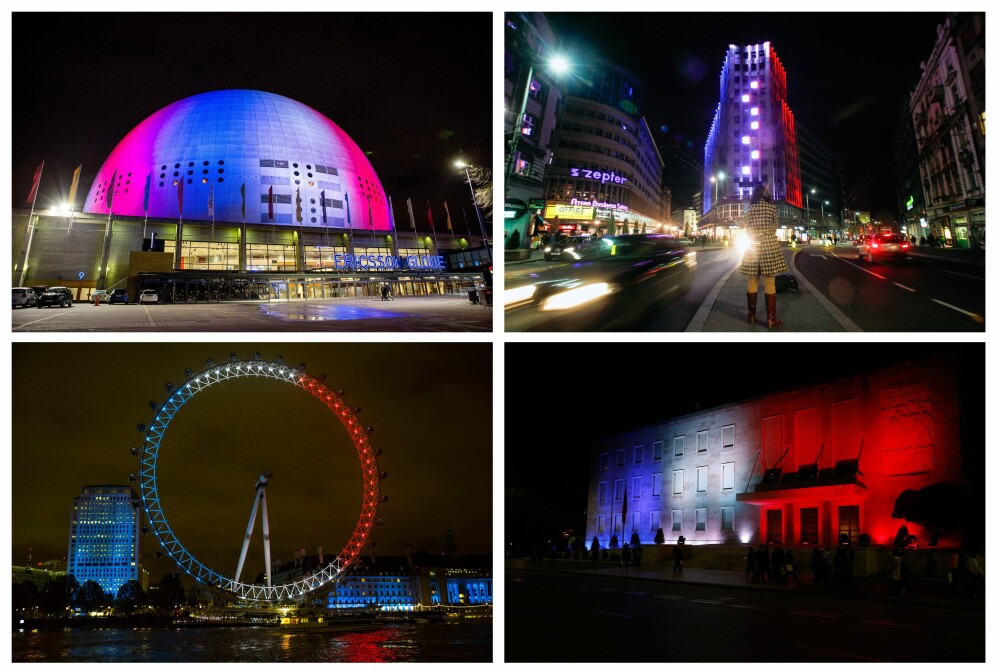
[805,188,816,222]
[821,200,829,224]
[710,172,726,207]
[455,159,491,263]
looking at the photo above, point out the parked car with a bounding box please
[138,289,159,305]
[90,289,110,304]
[12,287,37,308]
[857,232,910,263]
[108,288,129,304]
[506,234,697,331]
[36,286,74,308]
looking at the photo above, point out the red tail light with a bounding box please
[871,242,879,248]
[902,243,910,249]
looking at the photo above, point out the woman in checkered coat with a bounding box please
[739,183,788,328]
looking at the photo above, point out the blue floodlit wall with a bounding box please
[66,485,141,598]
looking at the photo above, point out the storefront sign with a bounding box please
[572,198,629,211]
[332,254,445,271]
[570,167,628,185]
[504,198,527,219]
[906,195,914,211]
[544,203,594,220]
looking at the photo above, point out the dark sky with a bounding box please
[12,12,491,232]
[13,343,492,582]
[505,343,983,545]
[546,12,950,214]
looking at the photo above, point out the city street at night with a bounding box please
[506,562,984,662]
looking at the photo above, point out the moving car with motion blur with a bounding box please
[36,286,74,308]
[857,232,910,263]
[543,235,593,262]
[505,234,696,331]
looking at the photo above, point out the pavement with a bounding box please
[506,557,985,612]
[506,242,985,332]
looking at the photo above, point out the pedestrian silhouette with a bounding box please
[672,543,684,574]
[745,546,756,581]
[622,543,631,569]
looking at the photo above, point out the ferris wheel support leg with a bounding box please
[261,488,273,588]
[235,490,262,584]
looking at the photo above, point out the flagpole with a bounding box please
[427,199,439,253]
[18,161,44,287]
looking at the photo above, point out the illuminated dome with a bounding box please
[84,89,391,230]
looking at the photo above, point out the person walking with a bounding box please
[755,544,770,585]
[745,546,756,582]
[672,543,684,574]
[771,544,785,585]
[591,536,600,566]
[739,182,788,328]
[621,543,631,569]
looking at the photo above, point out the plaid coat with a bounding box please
[738,199,788,277]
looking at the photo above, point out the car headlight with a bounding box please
[540,283,613,311]
[543,247,552,253]
[504,285,537,307]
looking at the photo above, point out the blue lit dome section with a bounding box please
[84,89,391,230]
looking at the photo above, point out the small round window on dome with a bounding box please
[306,164,312,169]
[218,168,224,173]
[161,165,167,170]
[202,169,208,174]
[311,217,317,223]
[159,181,164,187]
[293,163,299,168]
[310,198,316,204]
[160,173,166,179]
[187,170,193,175]
[188,161,194,167]
[175,163,180,168]
[295,179,300,185]
[174,171,179,177]
[218,160,224,165]
[294,171,300,176]
[218,177,224,182]
[307,172,313,178]
[128,172,132,177]
[186,178,193,184]
[203,161,209,166]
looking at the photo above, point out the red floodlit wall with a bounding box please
[588,354,965,549]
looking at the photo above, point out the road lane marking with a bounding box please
[834,255,887,279]
[691,598,725,605]
[893,282,916,292]
[862,619,919,629]
[685,263,738,332]
[791,251,863,331]
[12,311,70,330]
[792,610,837,619]
[730,604,768,610]
[942,269,984,280]
[653,594,684,600]
[931,299,985,323]
[623,590,648,596]
[585,609,633,619]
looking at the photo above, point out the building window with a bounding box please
[520,113,537,138]
[613,513,622,535]
[600,453,608,471]
[598,515,606,533]
[652,473,662,497]
[839,505,860,545]
[616,449,625,468]
[722,425,735,451]
[722,462,735,490]
[653,441,663,462]
[633,476,642,498]
[598,481,608,504]
[800,507,819,545]
[721,507,735,531]
[696,508,707,531]
[672,470,683,495]
[630,512,640,537]
[766,509,783,544]
[697,431,708,453]
[634,446,643,465]
[614,479,624,501]
[696,466,708,492]
[650,510,661,533]
[673,436,684,457]
[671,510,682,532]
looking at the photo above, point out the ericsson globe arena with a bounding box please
[84,89,391,230]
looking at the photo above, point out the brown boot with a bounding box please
[765,292,782,328]
[746,292,758,324]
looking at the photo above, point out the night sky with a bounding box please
[11,12,491,233]
[545,12,950,215]
[12,343,492,583]
[505,343,984,548]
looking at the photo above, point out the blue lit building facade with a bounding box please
[66,485,141,597]
[702,43,802,236]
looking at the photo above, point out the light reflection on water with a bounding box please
[13,622,490,663]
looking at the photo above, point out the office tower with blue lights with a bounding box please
[703,42,802,220]
[66,485,142,597]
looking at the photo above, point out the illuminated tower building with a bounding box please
[66,485,141,597]
[703,42,802,228]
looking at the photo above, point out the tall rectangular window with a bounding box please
[600,453,608,472]
[673,470,684,495]
[652,473,662,497]
[598,515,606,533]
[696,508,707,531]
[671,510,683,532]
[697,466,708,492]
[801,507,819,545]
[632,476,642,498]
[674,436,684,457]
[634,446,643,465]
[722,425,735,451]
[614,479,624,501]
[598,481,608,503]
[721,507,735,531]
[722,462,736,491]
[650,510,661,533]
[839,505,860,545]
[630,512,640,537]
[766,509,783,544]
[794,407,819,469]
[697,430,709,452]
[613,513,622,534]
[616,449,626,468]
[653,441,663,462]
[762,416,783,470]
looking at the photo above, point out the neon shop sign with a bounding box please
[332,254,446,271]
[570,167,629,185]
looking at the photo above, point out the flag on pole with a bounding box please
[106,170,117,209]
[406,197,416,229]
[240,182,246,219]
[268,186,274,220]
[367,196,373,233]
[207,184,215,217]
[426,199,435,232]
[25,162,44,204]
[177,177,184,215]
[68,164,83,209]
[444,200,453,231]
[621,480,628,538]
[142,173,151,213]
[320,189,327,224]
[388,195,396,231]
[345,191,352,224]
[295,187,302,223]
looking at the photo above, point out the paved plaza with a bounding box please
[11,296,494,332]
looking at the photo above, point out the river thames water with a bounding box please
[12,621,492,663]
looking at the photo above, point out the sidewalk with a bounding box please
[506,558,985,612]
